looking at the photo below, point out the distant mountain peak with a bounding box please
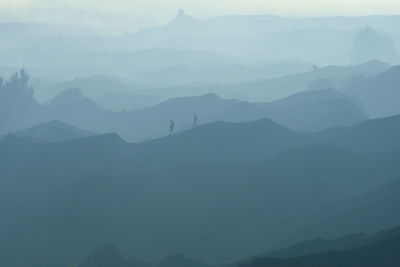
[169,8,197,25]
[27,120,72,129]
[176,8,185,18]
[50,88,85,105]
[15,120,97,143]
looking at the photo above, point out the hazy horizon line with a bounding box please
[1,6,400,34]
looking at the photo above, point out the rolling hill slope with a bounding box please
[240,225,400,267]
[1,116,400,266]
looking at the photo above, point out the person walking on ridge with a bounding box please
[169,120,175,135]
[192,113,198,129]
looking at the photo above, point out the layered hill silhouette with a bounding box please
[126,12,400,65]
[8,120,96,143]
[1,115,400,177]
[40,88,367,140]
[258,233,368,259]
[77,225,400,267]
[3,82,368,141]
[78,245,215,267]
[295,176,400,241]
[4,114,399,173]
[2,11,400,267]
[239,218,400,264]
[40,74,136,100]
[347,65,400,118]
[212,88,368,132]
[128,59,313,88]
[8,65,400,141]
[78,245,152,267]
[5,12,399,78]
[310,114,400,152]
[1,115,400,179]
[39,74,160,111]
[1,116,400,267]
[239,225,400,267]
[219,60,389,102]
[135,60,390,102]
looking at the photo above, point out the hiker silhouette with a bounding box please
[169,120,175,135]
[193,114,198,129]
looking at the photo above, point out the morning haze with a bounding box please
[2,0,400,31]
[1,0,400,266]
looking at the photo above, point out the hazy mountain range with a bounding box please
[1,10,400,267]
[1,12,399,95]
[4,65,385,141]
[75,225,400,267]
[1,115,400,266]
[0,120,96,143]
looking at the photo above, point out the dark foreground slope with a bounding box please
[299,177,400,240]
[253,233,368,260]
[236,177,400,265]
[77,225,400,267]
[240,226,400,267]
[78,245,217,267]
[78,245,152,267]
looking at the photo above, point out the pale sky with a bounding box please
[0,0,399,32]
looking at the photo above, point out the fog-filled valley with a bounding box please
[1,3,400,267]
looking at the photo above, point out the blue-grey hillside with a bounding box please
[1,70,370,140]
[218,60,389,102]
[212,88,368,132]
[1,9,400,267]
[346,65,400,118]
[1,116,400,266]
[37,74,160,110]
[9,120,96,143]
[75,225,400,267]
[294,177,400,242]
[239,225,400,267]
